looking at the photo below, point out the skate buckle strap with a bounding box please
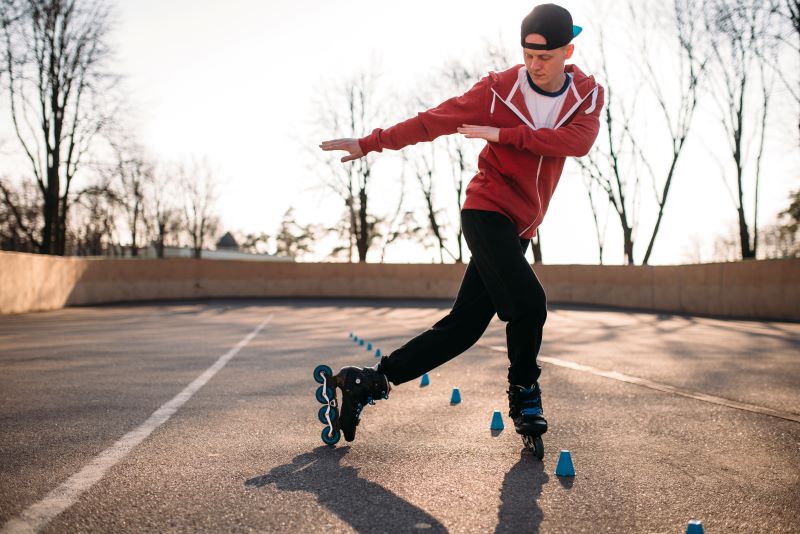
[521,407,543,416]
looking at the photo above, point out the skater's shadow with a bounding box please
[494,452,549,534]
[245,446,447,533]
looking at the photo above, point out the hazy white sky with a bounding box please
[6,0,797,264]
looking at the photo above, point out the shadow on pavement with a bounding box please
[557,476,574,489]
[494,452,549,534]
[245,446,447,533]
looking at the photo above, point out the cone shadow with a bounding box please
[495,451,549,533]
[245,446,447,533]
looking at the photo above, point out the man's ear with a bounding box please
[565,44,575,59]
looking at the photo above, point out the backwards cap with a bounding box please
[521,3,582,50]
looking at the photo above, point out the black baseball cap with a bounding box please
[521,3,582,50]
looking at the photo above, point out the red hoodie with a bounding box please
[358,64,605,238]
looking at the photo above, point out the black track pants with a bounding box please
[377,209,547,387]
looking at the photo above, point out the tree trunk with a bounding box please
[623,225,635,265]
[531,233,542,263]
[156,221,165,259]
[357,187,368,262]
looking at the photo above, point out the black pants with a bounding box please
[377,209,547,387]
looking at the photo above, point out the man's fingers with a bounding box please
[457,125,498,142]
[319,138,350,149]
[319,140,345,151]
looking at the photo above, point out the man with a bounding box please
[319,3,604,448]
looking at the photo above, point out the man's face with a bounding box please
[523,34,574,91]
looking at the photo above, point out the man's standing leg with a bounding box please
[460,209,548,434]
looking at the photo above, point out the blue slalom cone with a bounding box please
[450,387,461,404]
[367,342,372,351]
[555,450,575,477]
[490,410,504,431]
[375,349,381,358]
[354,335,359,343]
[359,339,364,346]
[420,373,430,387]
[686,520,704,534]
[349,332,353,338]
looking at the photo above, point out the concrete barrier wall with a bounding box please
[1,251,798,321]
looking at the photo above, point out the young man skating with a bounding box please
[317,3,604,451]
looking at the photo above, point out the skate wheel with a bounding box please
[315,385,334,404]
[522,435,545,460]
[313,364,333,384]
[318,405,338,424]
[532,436,544,460]
[321,426,341,446]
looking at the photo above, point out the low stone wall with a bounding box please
[1,251,797,321]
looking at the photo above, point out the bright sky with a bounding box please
[6,0,798,264]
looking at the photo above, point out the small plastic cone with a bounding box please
[685,520,704,534]
[450,388,461,404]
[555,450,575,477]
[420,373,430,387]
[375,349,381,357]
[490,410,504,430]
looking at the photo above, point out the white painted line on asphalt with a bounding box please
[484,344,800,424]
[1,315,273,534]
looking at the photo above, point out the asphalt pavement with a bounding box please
[0,299,798,533]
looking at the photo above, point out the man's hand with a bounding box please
[457,124,500,143]
[319,138,364,163]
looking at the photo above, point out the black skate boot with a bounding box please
[336,364,391,442]
[508,383,548,459]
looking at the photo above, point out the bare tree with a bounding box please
[771,0,799,140]
[577,29,642,264]
[760,188,800,257]
[107,139,151,257]
[316,69,386,262]
[2,0,120,255]
[144,163,182,259]
[68,179,118,256]
[369,167,428,262]
[630,0,710,264]
[180,159,219,259]
[240,232,271,255]
[429,58,485,263]
[377,210,427,262]
[705,0,781,259]
[0,0,23,79]
[0,176,41,251]
[403,143,457,263]
[274,207,318,260]
[581,171,609,264]
[714,189,800,260]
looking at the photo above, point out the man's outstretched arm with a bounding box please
[319,74,493,162]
